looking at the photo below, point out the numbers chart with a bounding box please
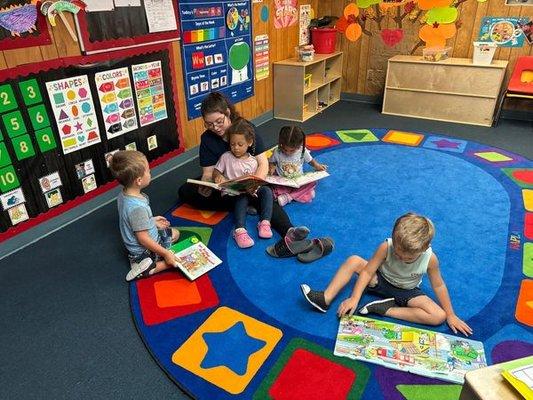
[0,79,59,226]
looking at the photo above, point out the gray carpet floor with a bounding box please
[0,101,531,399]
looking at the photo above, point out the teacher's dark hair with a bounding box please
[201,91,240,122]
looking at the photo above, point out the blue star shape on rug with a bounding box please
[200,321,266,375]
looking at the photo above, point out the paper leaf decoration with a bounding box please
[356,0,381,9]
[417,0,454,11]
[381,28,404,47]
[337,3,362,42]
[419,23,456,47]
[346,23,362,41]
[344,2,360,18]
[426,7,458,25]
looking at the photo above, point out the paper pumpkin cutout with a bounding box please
[426,7,458,25]
[418,0,454,10]
[419,23,456,47]
[381,29,404,47]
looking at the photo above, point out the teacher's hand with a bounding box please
[198,186,212,197]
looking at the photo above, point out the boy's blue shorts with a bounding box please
[128,228,173,264]
[366,270,426,307]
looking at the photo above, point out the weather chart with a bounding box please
[179,1,253,119]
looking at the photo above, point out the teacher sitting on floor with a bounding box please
[178,91,311,257]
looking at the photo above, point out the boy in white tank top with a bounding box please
[300,213,472,336]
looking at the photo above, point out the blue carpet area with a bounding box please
[130,129,532,400]
[229,143,510,339]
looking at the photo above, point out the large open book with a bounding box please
[187,171,329,195]
[187,175,267,196]
[334,315,486,384]
[170,237,222,280]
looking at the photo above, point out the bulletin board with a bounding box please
[75,2,180,54]
[0,0,52,51]
[178,0,254,119]
[0,43,183,241]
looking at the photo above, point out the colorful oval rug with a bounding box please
[130,128,533,399]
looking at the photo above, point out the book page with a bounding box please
[509,365,533,390]
[294,170,330,186]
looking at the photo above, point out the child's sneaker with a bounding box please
[277,193,292,207]
[234,228,254,248]
[257,220,273,239]
[126,257,156,282]
[358,298,396,316]
[300,284,329,312]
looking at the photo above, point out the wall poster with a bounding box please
[178,0,254,120]
[478,17,530,48]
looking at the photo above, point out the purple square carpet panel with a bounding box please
[129,128,533,399]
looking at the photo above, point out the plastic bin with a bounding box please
[422,46,451,62]
[473,42,497,65]
[310,27,337,54]
[295,45,315,62]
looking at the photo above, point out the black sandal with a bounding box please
[266,238,314,258]
[297,237,334,263]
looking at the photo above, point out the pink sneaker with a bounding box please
[277,193,292,207]
[234,228,254,248]
[258,220,273,239]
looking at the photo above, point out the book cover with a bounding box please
[170,237,222,280]
[334,315,487,384]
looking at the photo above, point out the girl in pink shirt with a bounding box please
[213,118,274,248]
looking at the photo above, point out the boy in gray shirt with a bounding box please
[110,150,180,281]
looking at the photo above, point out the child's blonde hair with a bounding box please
[109,150,147,187]
[392,212,435,254]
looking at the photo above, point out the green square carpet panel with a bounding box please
[129,129,533,399]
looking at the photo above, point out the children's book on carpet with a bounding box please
[171,239,222,280]
[187,171,329,195]
[334,315,487,384]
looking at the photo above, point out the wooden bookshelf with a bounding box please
[274,52,343,122]
[382,55,508,127]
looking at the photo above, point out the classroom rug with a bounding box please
[129,128,533,400]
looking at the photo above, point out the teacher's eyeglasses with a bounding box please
[204,115,226,129]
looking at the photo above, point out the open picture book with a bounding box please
[334,315,487,384]
[187,170,329,195]
[170,237,222,280]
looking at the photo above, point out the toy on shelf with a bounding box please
[40,0,86,42]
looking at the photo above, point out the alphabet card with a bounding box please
[45,75,101,154]
[132,61,168,127]
[95,67,138,139]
